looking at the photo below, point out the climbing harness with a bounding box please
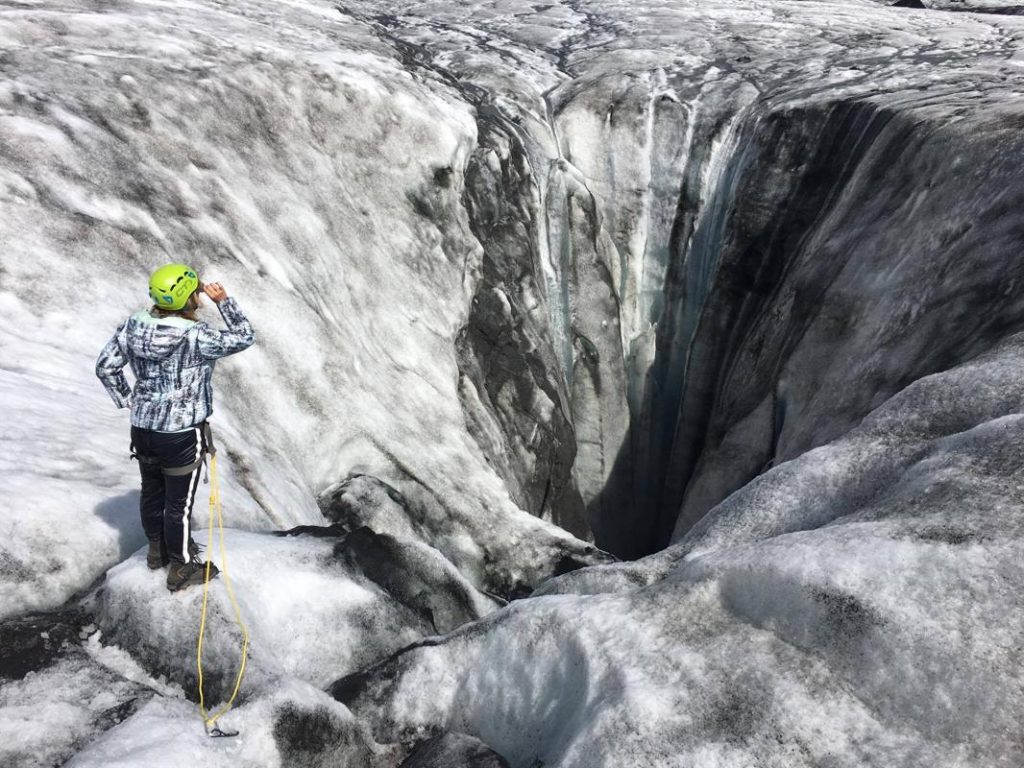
[195,434,250,738]
[129,422,214,478]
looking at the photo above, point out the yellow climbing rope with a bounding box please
[196,453,250,735]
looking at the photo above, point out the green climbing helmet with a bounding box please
[149,263,200,310]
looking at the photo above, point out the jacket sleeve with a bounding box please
[95,321,132,408]
[197,297,255,360]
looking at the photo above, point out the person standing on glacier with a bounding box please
[95,264,255,592]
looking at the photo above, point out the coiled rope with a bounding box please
[195,453,249,736]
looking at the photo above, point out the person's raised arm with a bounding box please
[196,282,255,360]
[95,321,132,408]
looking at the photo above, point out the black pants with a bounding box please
[131,425,207,564]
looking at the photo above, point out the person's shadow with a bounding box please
[93,490,147,560]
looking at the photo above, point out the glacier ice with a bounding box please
[334,337,1024,767]
[0,0,601,621]
[3,0,1024,764]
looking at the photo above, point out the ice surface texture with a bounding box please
[338,338,1024,766]
[3,0,1024,764]
[334,0,1024,559]
[0,0,604,621]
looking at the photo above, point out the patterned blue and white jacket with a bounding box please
[96,297,255,431]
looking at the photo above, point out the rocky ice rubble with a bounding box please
[2,0,1024,764]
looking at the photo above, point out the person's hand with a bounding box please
[203,282,228,303]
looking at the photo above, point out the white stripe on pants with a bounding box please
[181,431,204,561]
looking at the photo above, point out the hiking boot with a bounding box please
[166,558,219,592]
[148,539,200,570]
[147,539,168,570]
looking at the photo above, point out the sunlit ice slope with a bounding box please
[0,0,599,620]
